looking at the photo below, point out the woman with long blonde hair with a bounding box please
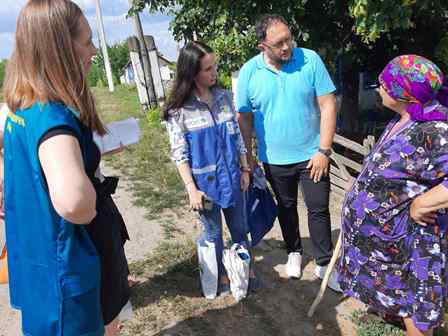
[3,0,129,334]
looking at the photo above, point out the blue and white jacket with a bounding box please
[166,88,247,208]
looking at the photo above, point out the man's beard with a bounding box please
[270,50,291,65]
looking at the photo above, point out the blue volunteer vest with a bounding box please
[4,102,104,336]
[187,121,241,208]
[181,91,241,208]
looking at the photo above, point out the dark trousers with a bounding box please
[263,161,333,266]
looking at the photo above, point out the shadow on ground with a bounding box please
[123,230,353,336]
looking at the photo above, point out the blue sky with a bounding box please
[0,0,179,61]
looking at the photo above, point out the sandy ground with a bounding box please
[0,164,364,335]
[0,163,160,335]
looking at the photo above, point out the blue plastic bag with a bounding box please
[245,168,278,246]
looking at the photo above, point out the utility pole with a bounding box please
[128,0,157,108]
[94,0,115,92]
[145,35,165,102]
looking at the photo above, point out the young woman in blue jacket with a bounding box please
[164,41,257,295]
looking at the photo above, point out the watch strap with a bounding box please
[318,148,332,157]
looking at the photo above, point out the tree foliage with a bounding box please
[87,61,103,87]
[128,0,448,133]
[348,0,448,73]
[129,0,448,74]
[107,42,131,82]
[0,59,7,88]
[349,1,446,43]
[88,41,130,86]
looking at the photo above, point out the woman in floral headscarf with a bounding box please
[337,55,448,336]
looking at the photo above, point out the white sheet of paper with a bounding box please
[94,117,141,154]
[0,104,9,132]
[0,104,6,249]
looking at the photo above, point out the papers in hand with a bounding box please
[94,117,141,154]
[0,104,9,132]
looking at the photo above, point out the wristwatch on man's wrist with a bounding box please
[318,148,332,158]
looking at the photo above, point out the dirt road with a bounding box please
[0,164,364,335]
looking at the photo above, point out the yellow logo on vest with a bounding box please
[7,112,26,128]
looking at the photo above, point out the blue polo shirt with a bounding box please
[236,48,336,164]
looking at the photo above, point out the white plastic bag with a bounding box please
[118,300,134,321]
[197,238,218,299]
[222,244,250,302]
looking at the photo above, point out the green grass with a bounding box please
[352,311,405,336]
[93,85,186,218]
[121,238,284,336]
[129,239,198,279]
[94,85,448,336]
[352,309,448,336]
[123,239,203,334]
[92,85,144,122]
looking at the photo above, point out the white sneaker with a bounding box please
[285,252,302,278]
[314,265,342,293]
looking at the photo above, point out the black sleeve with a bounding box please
[38,126,78,147]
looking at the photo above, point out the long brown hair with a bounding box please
[4,0,106,134]
[163,41,214,120]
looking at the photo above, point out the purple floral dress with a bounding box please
[337,117,448,331]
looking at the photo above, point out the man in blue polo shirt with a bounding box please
[237,14,341,292]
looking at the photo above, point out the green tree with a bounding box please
[87,61,103,87]
[435,36,448,71]
[0,59,7,88]
[90,41,130,86]
[108,42,131,82]
[130,0,447,71]
[129,0,448,132]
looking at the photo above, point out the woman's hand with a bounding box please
[410,197,438,226]
[241,171,250,192]
[187,187,206,211]
[102,142,125,156]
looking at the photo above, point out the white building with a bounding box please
[120,53,174,86]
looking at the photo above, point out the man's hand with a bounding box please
[306,152,329,183]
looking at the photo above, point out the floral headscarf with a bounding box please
[379,55,448,121]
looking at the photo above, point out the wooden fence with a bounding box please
[329,134,375,196]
